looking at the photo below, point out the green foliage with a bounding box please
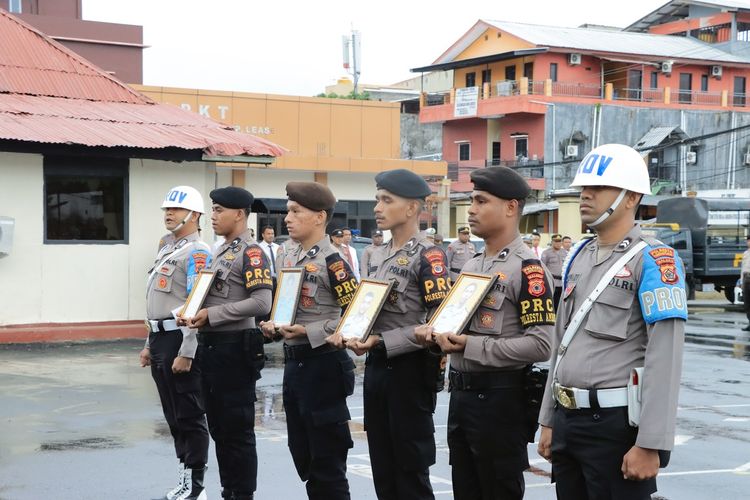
[315,91,371,100]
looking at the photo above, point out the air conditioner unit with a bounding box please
[744,153,750,165]
[566,144,579,158]
[661,61,673,74]
[711,65,723,77]
[569,53,582,65]
[686,151,697,164]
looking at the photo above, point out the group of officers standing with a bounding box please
[140,142,687,500]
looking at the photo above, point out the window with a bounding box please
[458,143,471,161]
[9,0,21,13]
[701,74,709,92]
[734,76,746,106]
[679,73,692,103]
[481,69,492,86]
[514,137,528,159]
[44,157,128,243]
[505,65,516,81]
[523,62,533,79]
[550,63,558,83]
[491,142,501,165]
[465,72,476,88]
[650,71,658,89]
[627,70,642,100]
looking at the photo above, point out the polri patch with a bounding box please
[326,253,357,308]
[519,259,555,328]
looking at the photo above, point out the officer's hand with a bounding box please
[172,356,192,374]
[414,325,435,346]
[139,348,151,367]
[279,324,307,340]
[621,446,659,481]
[186,309,209,329]
[325,331,346,349]
[259,320,276,339]
[347,334,380,356]
[434,333,467,353]
[176,315,188,327]
[537,425,553,461]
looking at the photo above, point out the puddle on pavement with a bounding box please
[38,436,124,452]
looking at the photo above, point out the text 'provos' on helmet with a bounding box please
[162,186,206,214]
[570,144,652,195]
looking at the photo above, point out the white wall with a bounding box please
[328,172,377,200]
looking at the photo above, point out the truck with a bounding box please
[648,197,749,302]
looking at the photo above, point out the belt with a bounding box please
[553,383,628,410]
[449,368,524,391]
[283,343,336,361]
[197,331,246,345]
[146,318,179,333]
[450,267,462,273]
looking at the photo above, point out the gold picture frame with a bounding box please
[428,272,498,335]
[270,267,305,327]
[335,279,394,341]
[179,270,217,319]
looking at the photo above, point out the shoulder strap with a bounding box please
[552,240,648,383]
[561,237,593,292]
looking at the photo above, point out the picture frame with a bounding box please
[335,279,394,341]
[179,270,217,319]
[428,272,498,335]
[269,267,305,327]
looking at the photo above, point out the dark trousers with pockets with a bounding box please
[447,381,528,500]
[742,274,750,322]
[364,349,436,500]
[199,331,264,498]
[284,347,355,500]
[149,329,209,469]
[551,406,657,500]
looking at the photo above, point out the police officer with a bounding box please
[140,186,211,500]
[537,144,687,500]
[447,227,476,281]
[424,168,554,500]
[347,168,450,500]
[184,186,273,500]
[260,182,358,499]
[360,229,384,278]
[541,233,568,309]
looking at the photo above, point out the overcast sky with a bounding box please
[84,0,669,96]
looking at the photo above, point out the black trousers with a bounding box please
[447,386,528,500]
[553,286,563,311]
[149,330,209,469]
[551,406,657,500]
[198,331,264,497]
[742,275,750,322]
[364,349,436,500]
[284,348,355,500]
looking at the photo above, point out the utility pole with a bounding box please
[342,29,361,96]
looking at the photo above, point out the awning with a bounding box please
[633,126,693,155]
[523,200,559,215]
[411,48,548,73]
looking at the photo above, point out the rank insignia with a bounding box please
[498,248,509,260]
[496,271,507,280]
[307,246,320,257]
[305,263,318,273]
[397,257,409,266]
[224,253,235,261]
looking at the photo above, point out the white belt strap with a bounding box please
[552,240,648,385]
[147,319,179,333]
[553,383,628,409]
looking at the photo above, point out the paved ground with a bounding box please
[0,307,749,499]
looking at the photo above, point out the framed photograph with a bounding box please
[180,270,217,319]
[270,267,305,327]
[335,279,394,341]
[428,272,498,335]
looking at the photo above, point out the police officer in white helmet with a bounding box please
[140,186,212,500]
[537,144,687,499]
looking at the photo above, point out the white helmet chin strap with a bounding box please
[170,210,194,233]
[587,189,627,228]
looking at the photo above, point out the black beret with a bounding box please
[372,229,383,236]
[375,169,432,199]
[210,186,254,209]
[457,226,470,234]
[331,229,344,237]
[470,167,530,200]
[286,181,336,211]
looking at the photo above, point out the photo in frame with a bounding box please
[428,272,498,335]
[270,267,305,327]
[335,279,394,341]
[179,270,217,319]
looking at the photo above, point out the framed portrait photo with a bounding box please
[270,267,305,327]
[428,272,498,335]
[180,270,217,319]
[335,279,394,341]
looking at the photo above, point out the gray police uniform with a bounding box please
[279,236,358,500]
[198,228,273,500]
[541,247,568,308]
[360,243,380,278]
[146,232,211,472]
[539,225,687,500]
[365,234,450,500]
[447,237,554,500]
[447,240,476,280]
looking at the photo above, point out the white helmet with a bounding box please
[570,144,651,195]
[161,186,205,214]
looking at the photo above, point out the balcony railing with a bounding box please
[446,159,545,181]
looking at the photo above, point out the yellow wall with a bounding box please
[453,56,536,89]
[454,27,535,61]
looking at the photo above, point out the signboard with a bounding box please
[708,210,750,226]
[454,87,479,118]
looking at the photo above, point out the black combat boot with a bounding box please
[175,467,206,500]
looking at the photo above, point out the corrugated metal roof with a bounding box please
[628,1,750,32]
[0,8,283,158]
[633,126,691,154]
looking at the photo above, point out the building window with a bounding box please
[514,136,528,159]
[44,156,128,243]
[465,72,476,88]
[9,0,21,13]
[491,142,501,165]
[481,69,492,86]
[679,73,692,103]
[458,143,471,161]
[550,63,558,83]
[701,74,709,92]
[505,65,516,81]
[650,71,658,89]
[734,76,746,106]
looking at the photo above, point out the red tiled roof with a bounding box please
[0,9,284,158]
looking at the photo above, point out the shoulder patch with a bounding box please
[243,244,273,291]
[638,245,688,324]
[326,253,358,308]
[518,259,556,328]
[418,246,450,307]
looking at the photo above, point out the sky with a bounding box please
[84,0,671,96]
